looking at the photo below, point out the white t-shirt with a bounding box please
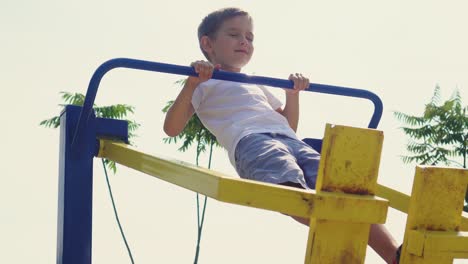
[191,79,298,166]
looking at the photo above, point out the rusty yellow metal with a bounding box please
[313,191,387,224]
[306,219,370,263]
[305,124,385,264]
[98,133,468,263]
[315,124,383,195]
[98,139,387,223]
[96,120,468,264]
[407,230,468,259]
[462,217,468,231]
[406,229,426,256]
[216,176,316,217]
[400,166,468,264]
[97,139,313,217]
[423,231,468,259]
[376,183,468,231]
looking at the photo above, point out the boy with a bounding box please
[164,7,400,264]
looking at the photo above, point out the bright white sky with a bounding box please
[2,1,468,263]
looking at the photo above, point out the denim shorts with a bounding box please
[234,133,320,189]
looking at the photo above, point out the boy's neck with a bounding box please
[210,60,242,73]
[220,65,242,72]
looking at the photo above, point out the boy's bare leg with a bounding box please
[368,224,399,264]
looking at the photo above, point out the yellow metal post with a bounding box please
[304,124,386,264]
[400,166,468,264]
[376,183,468,231]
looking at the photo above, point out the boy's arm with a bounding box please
[278,93,300,132]
[164,61,217,137]
[277,73,309,132]
[163,78,198,137]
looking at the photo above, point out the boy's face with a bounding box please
[202,15,254,72]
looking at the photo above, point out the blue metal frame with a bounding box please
[57,105,94,264]
[57,105,128,264]
[72,58,382,150]
[58,58,383,263]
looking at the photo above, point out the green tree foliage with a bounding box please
[40,91,140,173]
[394,85,467,210]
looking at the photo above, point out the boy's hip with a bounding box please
[234,132,320,189]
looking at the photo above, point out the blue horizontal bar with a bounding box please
[72,58,383,149]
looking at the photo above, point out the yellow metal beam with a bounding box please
[407,230,468,259]
[97,139,387,224]
[312,191,387,223]
[97,139,222,198]
[217,178,388,223]
[97,137,468,229]
[376,184,409,213]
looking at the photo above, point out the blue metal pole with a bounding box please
[73,58,383,151]
[57,105,95,264]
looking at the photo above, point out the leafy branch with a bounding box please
[40,91,140,173]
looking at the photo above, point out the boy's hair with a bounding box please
[197,7,251,61]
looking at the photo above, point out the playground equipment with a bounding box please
[56,58,468,264]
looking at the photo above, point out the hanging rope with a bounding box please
[102,158,135,264]
[193,135,214,264]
